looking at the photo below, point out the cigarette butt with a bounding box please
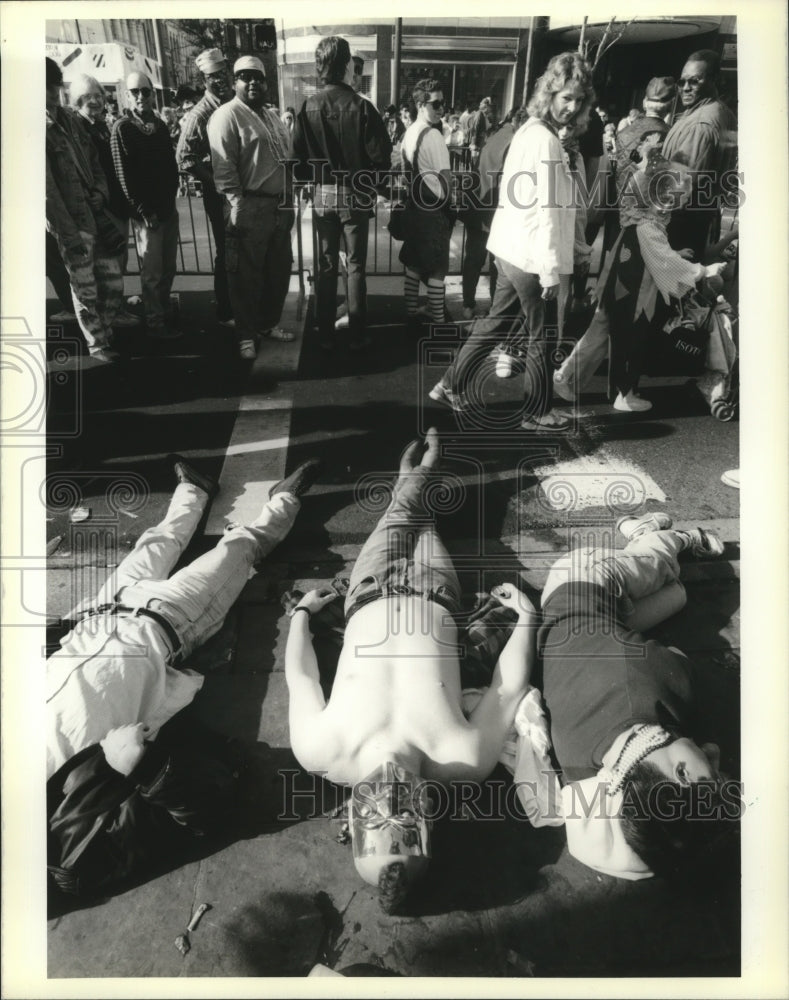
[174,934,190,956]
[187,902,210,932]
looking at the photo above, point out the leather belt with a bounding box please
[76,604,183,663]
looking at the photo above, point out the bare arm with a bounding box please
[284,588,338,772]
[462,586,538,781]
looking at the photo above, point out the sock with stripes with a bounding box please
[427,278,445,324]
[404,270,420,315]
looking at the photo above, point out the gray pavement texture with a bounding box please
[45,282,741,981]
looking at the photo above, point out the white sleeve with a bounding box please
[636,221,705,300]
[207,108,242,208]
[530,127,564,287]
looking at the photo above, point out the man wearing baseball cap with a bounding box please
[176,48,235,328]
[207,56,296,359]
[614,76,677,181]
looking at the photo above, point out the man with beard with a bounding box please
[176,48,235,327]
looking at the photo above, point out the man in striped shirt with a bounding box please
[111,72,181,339]
[176,48,234,327]
[207,56,296,360]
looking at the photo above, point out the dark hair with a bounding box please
[175,84,198,104]
[46,57,63,89]
[384,103,397,115]
[378,861,409,914]
[686,48,721,81]
[620,760,734,880]
[315,35,351,86]
[285,105,296,117]
[411,78,443,108]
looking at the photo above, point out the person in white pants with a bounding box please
[47,455,320,778]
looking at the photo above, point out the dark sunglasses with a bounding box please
[679,76,703,88]
[425,98,445,110]
[236,71,265,83]
[204,70,227,82]
[129,87,152,97]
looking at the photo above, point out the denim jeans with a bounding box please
[314,200,370,340]
[133,210,179,328]
[541,530,685,620]
[448,259,558,419]
[345,467,462,622]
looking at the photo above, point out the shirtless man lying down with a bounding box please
[284,428,536,911]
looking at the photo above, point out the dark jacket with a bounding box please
[46,106,109,249]
[110,110,179,221]
[81,115,130,221]
[293,83,392,209]
[47,716,246,899]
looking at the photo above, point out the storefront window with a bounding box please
[398,61,512,117]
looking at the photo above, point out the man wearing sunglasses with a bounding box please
[208,56,296,359]
[176,48,235,328]
[662,49,738,261]
[111,72,181,339]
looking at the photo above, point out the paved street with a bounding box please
[44,273,740,980]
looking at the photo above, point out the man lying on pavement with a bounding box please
[536,512,740,880]
[47,454,320,779]
[285,428,538,913]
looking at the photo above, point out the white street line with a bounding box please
[205,290,305,535]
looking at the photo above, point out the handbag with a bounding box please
[387,200,408,241]
[386,125,433,242]
[653,292,712,377]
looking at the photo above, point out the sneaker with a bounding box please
[462,306,475,321]
[520,409,572,432]
[616,512,673,540]
[613,391,652,412]
[495,352,514,378]
[239,339,257,360]
[335,313,350,330]
[148,325,184,340]
[170,453,220,498]
[269,458,322,499]
[428,380,469,413]
[218,317,236,329]
[264,326,297,343]
[681,527,725,558]
[87,347,121,364]
[552,369,576,403]
[50,309,77,323]
[112,310,140,328]
[720,469,740,489]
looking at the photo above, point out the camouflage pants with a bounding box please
[60,232,124,351]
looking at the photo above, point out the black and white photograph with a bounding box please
[1,2,787,996]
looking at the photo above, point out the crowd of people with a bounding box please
[46,38,740,919]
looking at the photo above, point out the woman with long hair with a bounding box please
[431,52,595,431]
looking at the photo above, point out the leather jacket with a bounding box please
[293,83,392,208]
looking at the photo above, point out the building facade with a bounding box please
[275,15,736,120]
